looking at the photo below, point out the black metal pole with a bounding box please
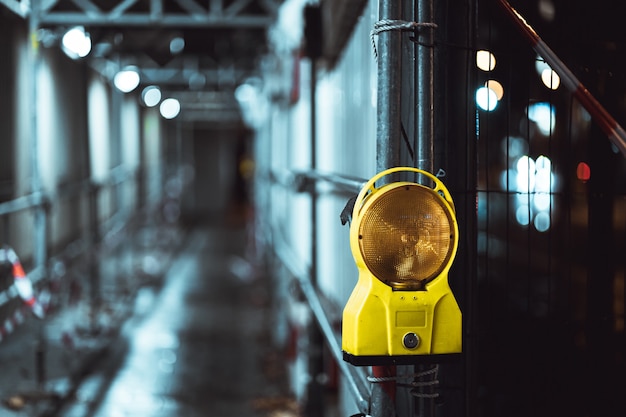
[376,0,403,176]
[415,0,435,173]
[373,0,403,415]
[304,55,325,417]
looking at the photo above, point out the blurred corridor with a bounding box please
[1,213,297,417]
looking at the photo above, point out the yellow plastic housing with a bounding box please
[342,167,462,364]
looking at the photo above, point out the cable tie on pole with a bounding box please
[412,379,440,387]
[411,391,440,399]
[366,367,439,383]
[370,19,438,61]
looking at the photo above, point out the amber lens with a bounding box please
[358,185,454,289]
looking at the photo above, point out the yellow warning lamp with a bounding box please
[342,167,462,365]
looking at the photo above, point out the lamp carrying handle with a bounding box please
[352,167,455,219]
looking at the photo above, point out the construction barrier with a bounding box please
[0,246,45,344]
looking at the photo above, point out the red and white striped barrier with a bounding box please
[0,246,45,320]
[497,0,626,158]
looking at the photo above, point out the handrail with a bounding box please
[292,170,367,195]
[263,168,371,413]
[0,166,141,306]
[273,237,371,415]
[0,192,47,217]
[266,169,367,195]
[497,0,626,158]
[0,166,138,217]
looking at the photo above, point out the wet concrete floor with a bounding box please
[0,218,296,417]
[69,223,292,417]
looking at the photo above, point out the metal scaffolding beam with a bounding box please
[39,0,276,28]
[1,0,279,28]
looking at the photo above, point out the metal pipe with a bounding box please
[376,0,403,174]
[292,170,367,195]
[416,5,437,417]
[374,0,405,415]
[416,0,435,173]
[29,0,47,274]
[28,2,48,392]
[305,55,325,417]
[0,193,46,217]
[274,241,371,415]
[0,166,133,217]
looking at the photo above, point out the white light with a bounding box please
[527,102,556,135]
[170,37,185,55]
[534,211,551,232]
[516,155,536,177]
[533,193,551,211]
[235,83,256,103]
[476,87,498,111]
[535,156,551,186]
[235,78,267,128]
[61,26,91,59]
[141,86,161,107]
[114,67,140,93]
[485,79,504,100]
[516,155,536,193]
[515,192,531,206]
[160,98,181,119]
[535,155,551,172]
[541,68,560,90]
[476,50,496,71]
[500,169,516,190]
[516,205,531,226]
[535,56,550,75]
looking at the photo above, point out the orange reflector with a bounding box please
[358,184,455,290]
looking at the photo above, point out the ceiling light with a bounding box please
[160,98,181,119]
[141,86,162,107]
[61,26,91,59]
[170,36,185,55]
[114,67,140,93]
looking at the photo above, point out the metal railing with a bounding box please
[265,168,371,414]
[0,165,139,313]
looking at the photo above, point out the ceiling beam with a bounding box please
[140,67,252,85]
[109,0,140,19]
[0,0,28,18]
[70,0,101,14]
[35,0,274,28]
[174,0,208,17]
[39,12,272,28]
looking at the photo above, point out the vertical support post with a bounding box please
[310,60,317,288]
[415,0,437,414]
[89,182,101,331]
[376,0,403,175]
[28,0,46,279]
[415,0,435,174]
[28,2,48,391]
[375,0,439,415]
[373,0,403,416]
[111,87,125,220]
[304,55,325,417]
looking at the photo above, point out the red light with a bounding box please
[576,162,591,182]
